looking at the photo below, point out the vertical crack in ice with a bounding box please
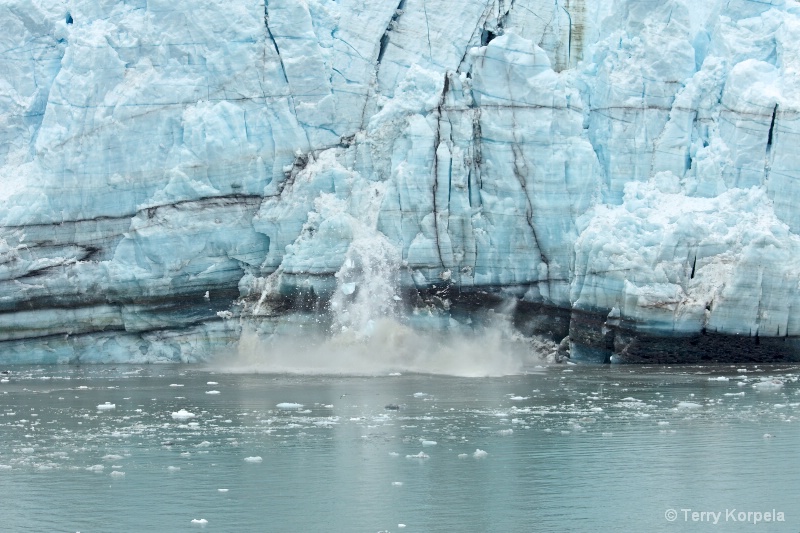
[378,0,407,64]
[766,103,777,153]
[422,0,434,62]
[510,110,548,267]
[263,2,289,86]
[455,1,495,74]
[431,74,450,269]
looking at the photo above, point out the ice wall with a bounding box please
[1,0,800,363]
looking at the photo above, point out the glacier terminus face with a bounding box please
[1,0,800,364]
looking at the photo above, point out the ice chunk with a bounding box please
[97,402,116,411]
[473,449,488,458]
[171,409,196,420]
[406,452,429,459]
[276,403,303,409]
[244,456,263,463]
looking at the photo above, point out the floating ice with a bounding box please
[86,465,104,472]
[763,434,776,438]
[102,455,123,461]
[191,519,208,525]
[457,453,469,459]
[97,403,116,411]
[406,452,429,459]
[170,384,184,387]
[171,409,196,420]
[167,466,181,472]
[509,396,529,401]
[413,393,427,398]
[754,380,784,390]
[391,481,403,486]
[420,440,437,446]
[497,429,513,436]
[244,456,263,463]
[206,391,220,395]
[218,489,229,493]
[276,403,303,409]
[207,382,218,385]
[110,471,125,478]
[677,402,702,409]
[708,377,730,381]
[340,282,356,295]
[473,449,488,459]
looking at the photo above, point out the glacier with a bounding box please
[1,0,800,363]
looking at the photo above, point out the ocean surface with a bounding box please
[0,363,797,532]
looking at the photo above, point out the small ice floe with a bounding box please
[657,421,670,426]
[473,449,488,459]
[753,379,784,391]
[244,456,263,463]
[413,392,427,398]
[203,291,210,300]
[167,466,181,472]
[398,524,406,528]
[205,391,220,395]
[457,453,469,459]
[86,465,104,472]
[420,440,437,446]
[169,384,184,387]
[191,519,208,525]
[96,402,115,411]
[171,409,196,421]
[708,376,730,381]
[388,372,402,376]
[602,432,613,437]
[207,381,218,385]
[677,402,702,409]
[508,396,529,401]
[0,465,11,470]
[276,403,303,409]
[724,392,745,397]
[109,471,125,478]
[406,452,429,459]
[218,489,229,493]
[497,429,513,436]
[763,433,776,439]
[102,454,123,461]
[391,481,403,486]
[340,282,357,295]
[388,452,400,457]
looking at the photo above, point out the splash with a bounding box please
[216,316,554,377]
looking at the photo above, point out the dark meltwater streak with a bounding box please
[0,364,797,532]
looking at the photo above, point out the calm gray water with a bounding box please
[0,364,798,532]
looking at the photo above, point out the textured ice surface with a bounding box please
[1,0,800,362]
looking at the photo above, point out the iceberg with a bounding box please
[1,0,800,363]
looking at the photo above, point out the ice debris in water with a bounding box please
[218,489,229,493]
[406,452,429,459]
[677,402,702,409]
[97,402,115,411]
[473,449,488,459]
[458,453,469,459]
[207,382,218,385]
[341,282,356,295]
[413,392,427,398]
[167,466,181,472]
[391,481,403,486]
[191,519,208,525]
[276,403,304,409]
[110,471,125,478]
[206,390,220,395]
[753,379,784,390]
[497,429,513,436]
[244,456,263,463]
[171,409,196,420]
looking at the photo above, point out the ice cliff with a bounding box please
[1,0,800,363]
